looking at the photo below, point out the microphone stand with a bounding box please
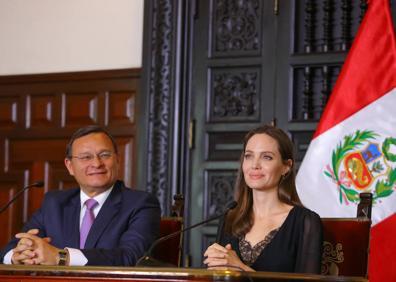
[0,181,44,214]
[136,201,237,267]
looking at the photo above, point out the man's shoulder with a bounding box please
[121,186,157,201]
[116,182,159,207]
[44,187,80,203]
[120,186,150,196]
[117,181,153,197]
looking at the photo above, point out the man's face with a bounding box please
[64,132,119,196]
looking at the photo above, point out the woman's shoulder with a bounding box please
[291,205,322,223]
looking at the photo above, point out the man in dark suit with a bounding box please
[0,125,161,266]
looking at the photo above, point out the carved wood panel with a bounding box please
[209,67,261,122]
[0,69,140,248]
[204,170,237,220]
[211,0,262,56]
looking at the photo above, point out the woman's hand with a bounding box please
[203,243,254,271]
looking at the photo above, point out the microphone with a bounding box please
[216,200,238,243]
[0,181,44,214]
[216,206,232,243]
[136,200,237,267]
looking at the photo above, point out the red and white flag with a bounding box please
[296,0,396,280]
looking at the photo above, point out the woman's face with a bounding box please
[242,133,291,191]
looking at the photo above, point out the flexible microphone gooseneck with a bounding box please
[136,200,237,267]
[0,181,44,214]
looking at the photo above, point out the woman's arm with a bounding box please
[295,210,323,274]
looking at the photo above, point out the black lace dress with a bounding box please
[221,206,323,274]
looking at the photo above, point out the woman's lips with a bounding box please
[248,174,264,180]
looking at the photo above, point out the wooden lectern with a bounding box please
[0,265,368,282]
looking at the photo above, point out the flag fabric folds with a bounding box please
[296,0,396,280]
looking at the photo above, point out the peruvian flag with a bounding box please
[296,0,396,281]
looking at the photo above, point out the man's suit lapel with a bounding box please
[63,194,81,248]
[84,181,122,249]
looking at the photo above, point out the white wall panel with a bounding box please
[0,0,143,75]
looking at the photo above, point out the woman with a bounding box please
[203,125,322,273]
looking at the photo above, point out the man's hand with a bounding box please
[12,229,60,265]
[11,229,41,264]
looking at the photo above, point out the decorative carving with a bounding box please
[293,65,341,121]
[170,194,184,218]
[321,241,345,275]
[210,69,259,121]
[145,0,174,213]
[296,0,366,53]
[302,66,313,120]
[212,0,261,55]
[205,170,236,218]
[304,0,316,53]
[319,65,331,117]
[341,0,352,50]
[322,0,334,52]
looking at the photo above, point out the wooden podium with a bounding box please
[0,265,367,282]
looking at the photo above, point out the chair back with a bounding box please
[320,192,372,277]
[321,218,370,276]
[152,217,183,266]
[152,194,184,267]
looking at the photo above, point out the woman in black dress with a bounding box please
[203,125,322,273]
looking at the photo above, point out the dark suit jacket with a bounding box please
[0,180,161,266]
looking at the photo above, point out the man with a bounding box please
[0,125,161,266]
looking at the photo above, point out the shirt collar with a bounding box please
[80,185,114,207]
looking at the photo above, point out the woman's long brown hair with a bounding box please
[225,125,302,237]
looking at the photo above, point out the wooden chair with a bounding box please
[320,193,372,277]
[152,194,184,267]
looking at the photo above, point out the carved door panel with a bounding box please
[188,0,278,266]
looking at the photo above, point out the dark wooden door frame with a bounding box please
[138,0,193,216]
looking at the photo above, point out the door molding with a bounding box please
[139,0,192,215]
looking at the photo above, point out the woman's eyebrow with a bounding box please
[245,150,275,155]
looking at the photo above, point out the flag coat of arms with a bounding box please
[296,0,396,280]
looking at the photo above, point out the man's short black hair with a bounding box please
[65,125,118,159]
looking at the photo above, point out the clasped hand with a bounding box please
[203,243,253,271]
[11,229,60,265]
